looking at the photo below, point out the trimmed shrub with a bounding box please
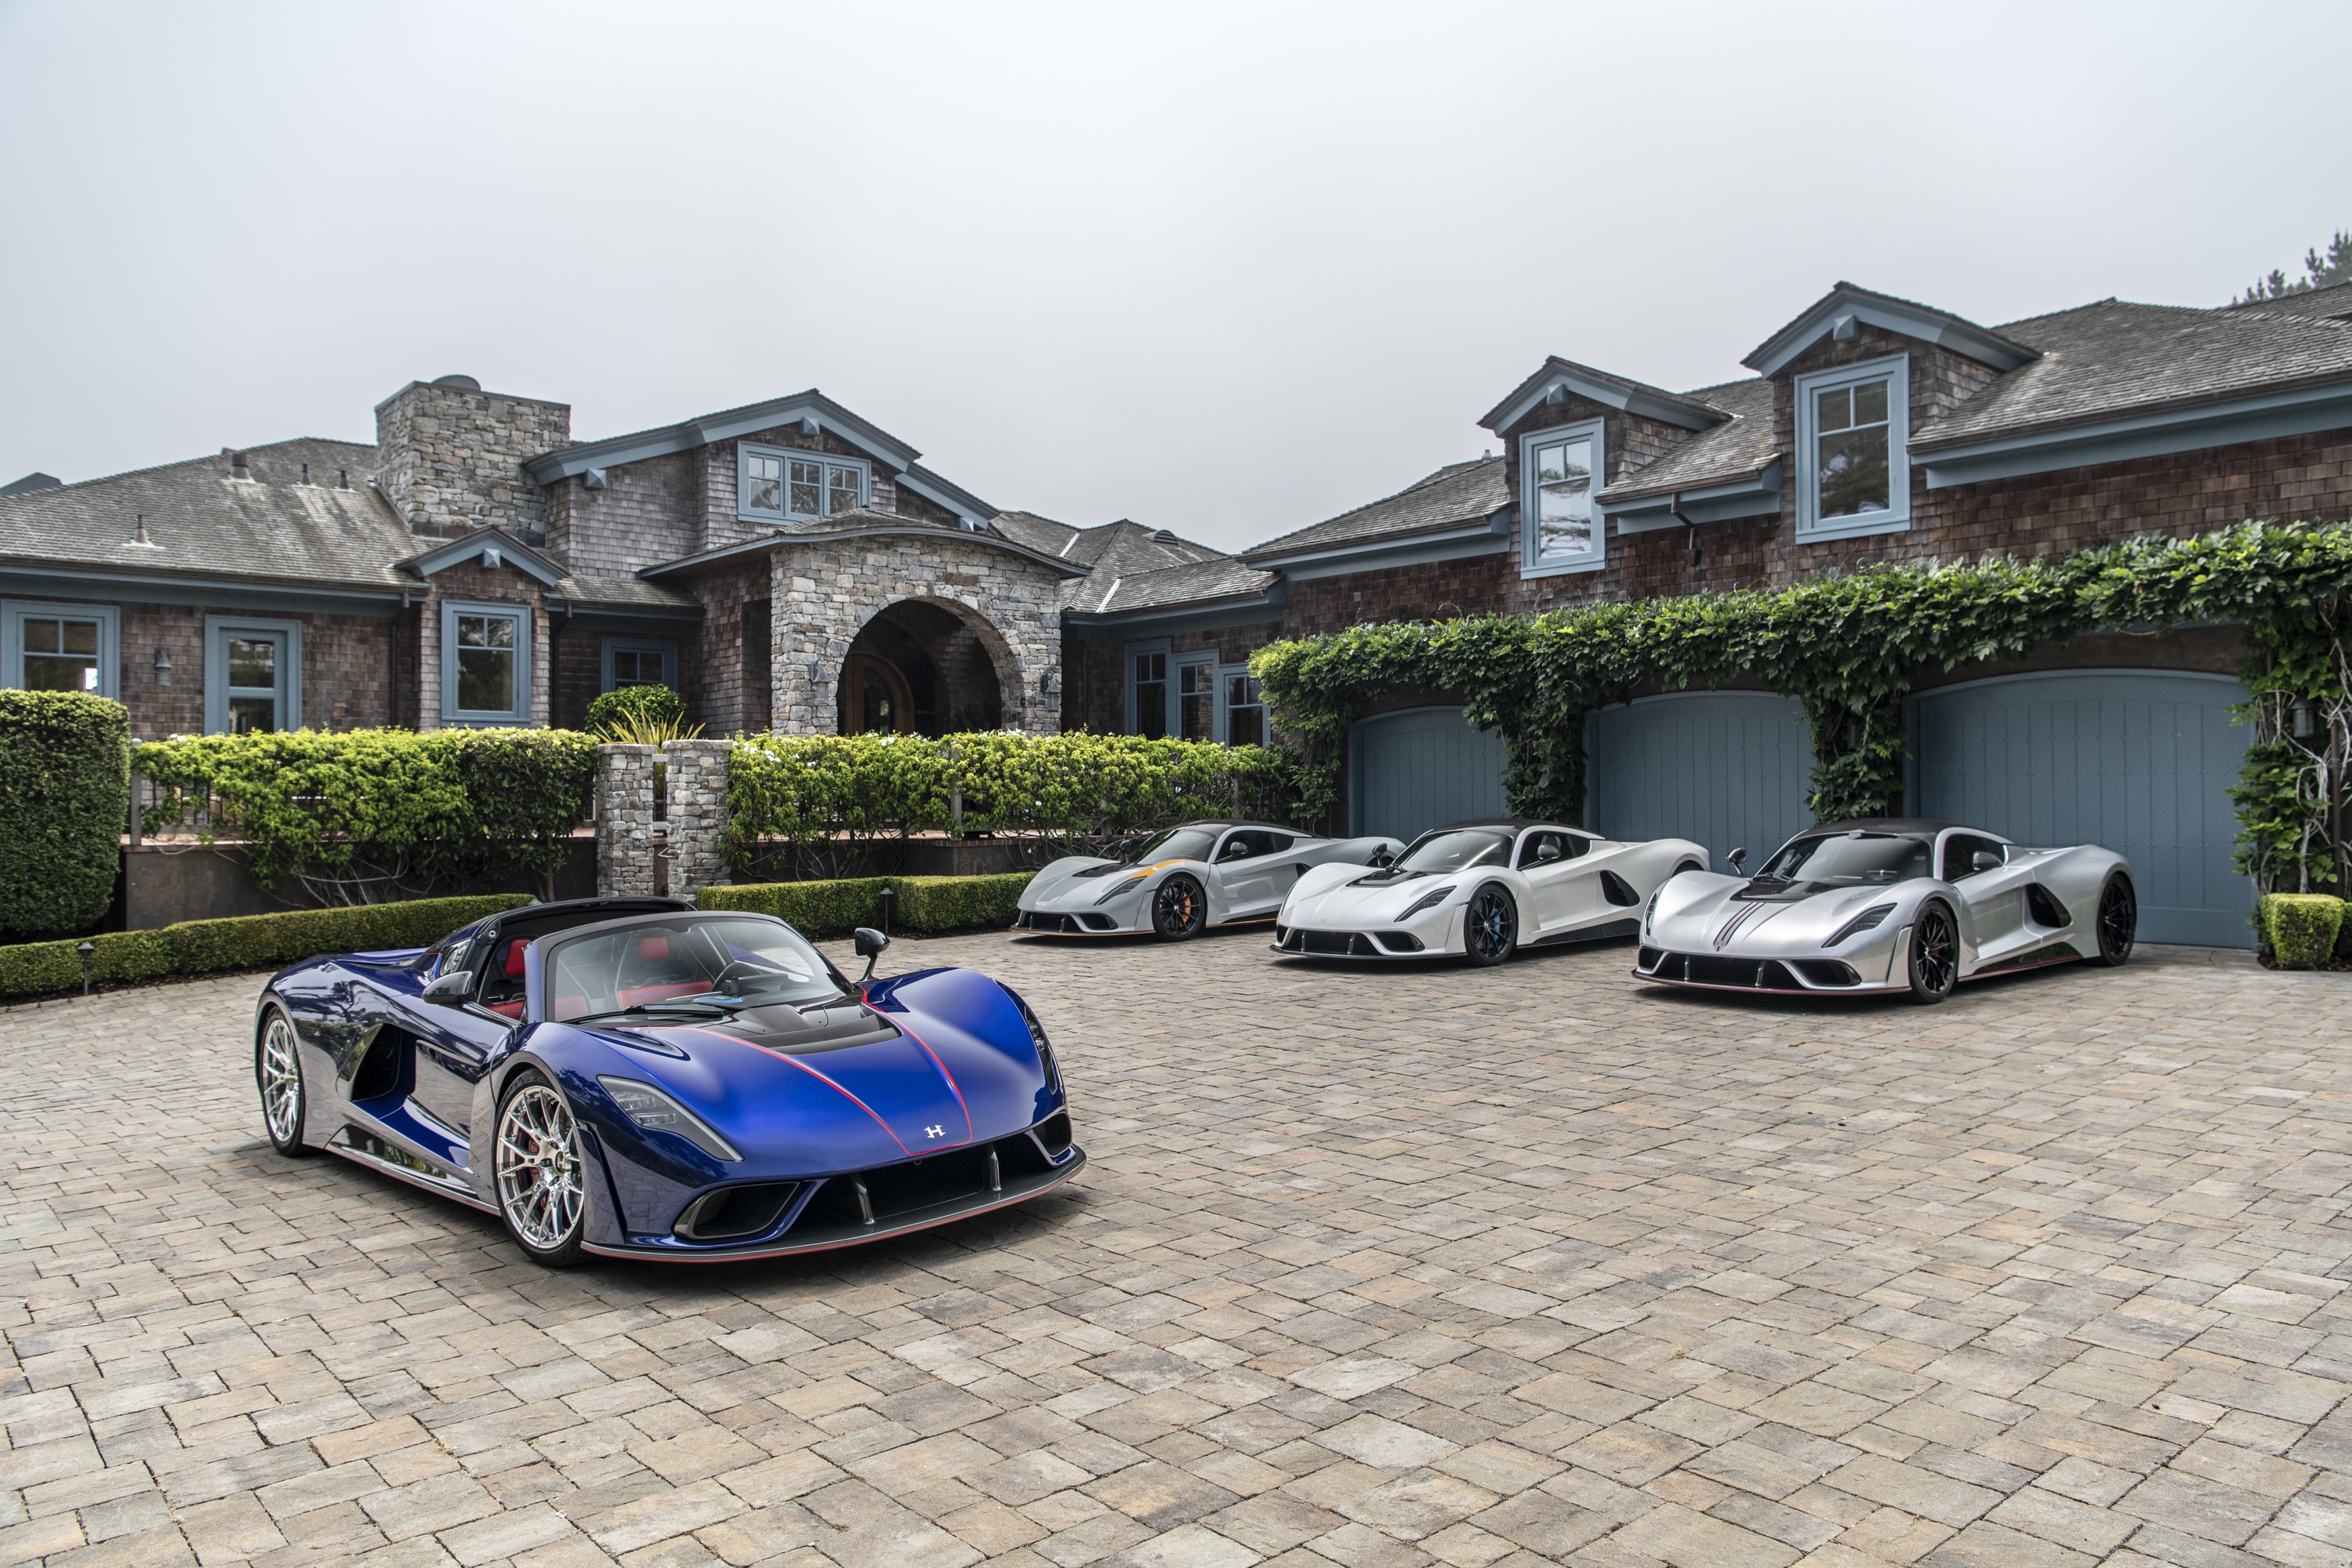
[2260,893,2346,969]
[0,690,131,939]
[894,873,1035,933]
[136,728,594,899]
[0,893,528,1000]
[699,873,1036,937]
[699,877,893,937]
[586,684,685,736]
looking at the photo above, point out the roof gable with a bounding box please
[1744,281,2039,377]
[400,527,565,587]
[1480,357,1730,435]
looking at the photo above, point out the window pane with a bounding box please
[64,620,98,656]
[1817,426,1891,517]
[1227,706,1262,747]
[1134,679,1167,738]
[1853,379,1889,426]
[746,454,782,513]
[229,695,277,734]
[227,637,276,689]
[826,466,859,514]
[789,459,821,516]
[612,650,641,684]
[22,618,58,655]
[1534,437,1594,560]
[24,655,95,691]
[1178,663,1214,740]
[1816,387,1852,432]
[458,647,515,713]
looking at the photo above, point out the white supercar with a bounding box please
[1013,822,1404,940]
[1271,818,1708,965]
[1635,818,2137,1004]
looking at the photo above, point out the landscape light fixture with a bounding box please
[2292,698,2319,739]
[75,940,95,996]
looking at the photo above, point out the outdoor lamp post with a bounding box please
[75,940,95,996]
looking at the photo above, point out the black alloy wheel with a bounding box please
[1463,884,1517,967]
[1907,902,1958,1004]
[1152,874,1207,941]
[256,1005,312,1157]
[2090,873,2137,967]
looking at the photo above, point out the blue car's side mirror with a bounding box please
[422,971,472,1007]
[853,926,891,983]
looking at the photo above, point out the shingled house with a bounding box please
[5,281,2349,941]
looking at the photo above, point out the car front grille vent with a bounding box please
[674,1182,800,1242]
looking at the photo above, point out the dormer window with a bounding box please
[1795,354,1909,539]
[1517,418,1606,575]
[739,442,869,524]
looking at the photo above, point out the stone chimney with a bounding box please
[374,374,572,540]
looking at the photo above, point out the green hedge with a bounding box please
[0,894,529,1000]
[725,731,1295,877]
[136,728,594,898]
[2260,893,2346,969]
[699,873,1035,937]
[0,691,131,940]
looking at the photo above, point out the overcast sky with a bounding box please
[2,2,2347,552]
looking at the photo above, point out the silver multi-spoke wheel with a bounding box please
[256,1012,308,1155]
[495,1079,586,1261]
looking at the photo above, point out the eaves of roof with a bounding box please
[397,526,566,587]
[637,521,1090,581]
[1479,356,1730,435]
[1744,281,2040,377]
[525,390,913,483]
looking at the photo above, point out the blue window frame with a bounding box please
[440,599,532,727]
[1,599,119,699]
[204,616,301,734]
[739,442,870,524]
[1795,353,1910,540]
[601,637,679,694]
[1517,419,1606,577]
[1124,641,1171,739]
[1218,666,1265,747]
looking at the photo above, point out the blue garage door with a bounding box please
[1586,691,1813,866]
[1909,670,2253,948]
[1349,706,1508,842]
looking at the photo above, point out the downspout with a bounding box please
[1668,495,1702,577]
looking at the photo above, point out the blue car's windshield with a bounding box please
[548,919,846,1021]
[1758,832,1931,886]
[1393,829,1513,874]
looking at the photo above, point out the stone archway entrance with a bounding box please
[837,600,1004,735]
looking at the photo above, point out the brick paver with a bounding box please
[4,931,2350,1566]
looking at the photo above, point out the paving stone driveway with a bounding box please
[5,929,2352,1568]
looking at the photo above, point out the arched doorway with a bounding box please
[837,600,1004,736]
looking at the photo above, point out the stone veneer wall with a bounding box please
[662,739,731,897]
[770,533,1065,735]
[374,379,572,541]
[595,745,660,897]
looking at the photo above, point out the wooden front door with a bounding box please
[842,652,914,735]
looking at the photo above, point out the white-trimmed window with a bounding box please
[1219,668,1265,747]
[1177,657,1216,742]
[441,601,532,726]
[204,616,300,734]
[601,637,678,693]
[1795,354,1910,539]
[1,600,118,699]
[1518,419,1606,575]
[1127,644,1170,738]
[739,442,869,524]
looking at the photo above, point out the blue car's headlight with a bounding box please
[1823,903,1896,947]
[597,1076,741,1162]
[1014,998,1062,1094]
[1398,885,1454,920]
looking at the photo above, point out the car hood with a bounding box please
[1283,864,1457,927]
[554,966,1053,1172]
[1649,873,1922,952]
[1022,855,1202,910]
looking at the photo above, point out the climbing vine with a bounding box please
[1250,520,2352,893]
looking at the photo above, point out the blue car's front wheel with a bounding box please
[256,1007,311,1158]
[495,1070,588,1268]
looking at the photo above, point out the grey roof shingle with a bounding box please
[1597,379,1778,500]
[1915,296,2352,450]
[988,510,1081,557]
[1243,458,1508,563]
[1061,522,1239,612]
[1080,556,1280,615]
[2220,281,2352,324]
[0,438,417,593]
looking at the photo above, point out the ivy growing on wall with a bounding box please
[1249,520,2352,894]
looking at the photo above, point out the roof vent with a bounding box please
[431,373,481,390]
[230,452,250,481]
[1153,528,1179,544]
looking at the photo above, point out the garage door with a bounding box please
[1909,670,2254,947]
[1349,706,1508,842]
[1586,691,1813,866]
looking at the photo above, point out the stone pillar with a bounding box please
[663,739,732,899]
[595,744,659,896]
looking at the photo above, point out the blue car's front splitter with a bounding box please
[583,1145,1087,1264]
